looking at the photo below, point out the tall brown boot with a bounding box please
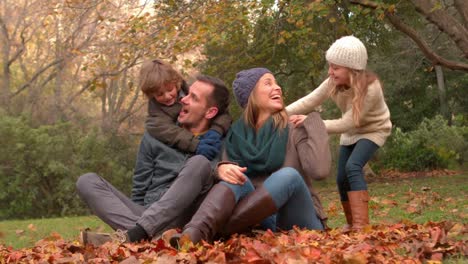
[170,184,235,248]
[347,190,369,231]
[223,186,277,236]
[341,201,353,232]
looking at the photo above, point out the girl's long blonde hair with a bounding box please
[243,85,288,131]
[330,69,379,127]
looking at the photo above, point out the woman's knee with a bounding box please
[271,167,303,185]
[264,167,306,198]
[220,180,254,202]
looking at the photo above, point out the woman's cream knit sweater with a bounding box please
[286,78,392,147]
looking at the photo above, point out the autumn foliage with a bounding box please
[1,222,466,263]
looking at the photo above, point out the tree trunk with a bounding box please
[0,16,11,109]
[54,15,63,121]
[434,65,450,124]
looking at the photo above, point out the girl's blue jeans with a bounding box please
[220,167,323,231]
[336,139,379,201]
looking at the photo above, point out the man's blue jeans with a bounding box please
[337,139,379,201]
[221,167,323,231]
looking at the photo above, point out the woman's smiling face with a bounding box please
[252,73,284,115]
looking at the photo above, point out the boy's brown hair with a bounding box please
[139,59,184,98]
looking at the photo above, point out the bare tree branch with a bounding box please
[8,34,25,66]
[118,98,145,124]
[349,0,468,71]
[385,13,468,70]
[67,57,140,105]
[411,0,468,58]
[11,58,64,98]
[454,0,468,27]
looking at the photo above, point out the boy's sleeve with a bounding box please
[146,101,200,153]
[210,112,233,136]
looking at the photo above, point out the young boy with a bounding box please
[139,59,231,160]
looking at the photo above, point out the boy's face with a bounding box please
[153,82,178,106]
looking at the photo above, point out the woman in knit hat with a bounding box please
[170,68,331,247]
[287,35,392,231]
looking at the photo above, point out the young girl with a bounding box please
[286,36,392,231]
[139,59,232,160]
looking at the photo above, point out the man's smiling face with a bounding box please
[177,80,214,131]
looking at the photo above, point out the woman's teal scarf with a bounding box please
[225,117,289,177]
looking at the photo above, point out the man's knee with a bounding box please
[76,172,100,196]
[186,155,211,175]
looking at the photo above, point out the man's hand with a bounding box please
[196,129,222,160]
[218,164,247,185]
[289,114,307,127]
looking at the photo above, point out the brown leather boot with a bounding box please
[170,184,235,248]
[80,229,129,247]
[222,186,277,236]
[341,201,353,232]
[347,190,370,231]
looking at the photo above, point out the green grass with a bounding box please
[0,174,466,249]
[0,215,111,249]
[319,173,467,228]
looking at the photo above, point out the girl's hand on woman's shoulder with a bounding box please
[289,115,307,127]
[218,164,247,185]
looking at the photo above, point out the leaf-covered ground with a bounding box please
[1,173,466,263]
[1,221,466,263]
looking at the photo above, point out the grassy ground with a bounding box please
[0,215,111,249]
[318,173,467,229]
[0,173,466,250]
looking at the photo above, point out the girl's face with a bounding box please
[328,63,351,86]
[153,82,178,106]
[252,73,284,115]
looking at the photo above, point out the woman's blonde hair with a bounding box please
[243,84,288,130]
[139,59,183,98]
[329,69,379,127]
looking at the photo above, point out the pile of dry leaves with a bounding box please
[1,221,466,263]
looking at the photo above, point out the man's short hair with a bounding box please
[196,75,230,116]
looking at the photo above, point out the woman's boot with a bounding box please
[341,201,353,232]
[223,186,277,235]
[347,190,369,231]
[170,184,235,248]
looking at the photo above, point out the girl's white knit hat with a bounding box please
[326,35,367,70]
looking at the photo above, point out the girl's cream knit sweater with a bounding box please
[286,78,392,147]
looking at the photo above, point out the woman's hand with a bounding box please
[289,115,307,127]
[218,164,247,185]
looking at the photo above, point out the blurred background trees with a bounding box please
[0,0,466,219]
